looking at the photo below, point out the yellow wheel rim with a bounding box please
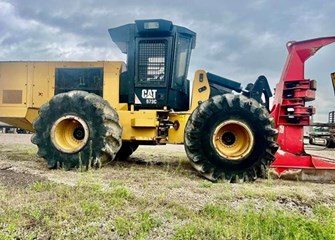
[50,115,89,153]
[212,120,254,160]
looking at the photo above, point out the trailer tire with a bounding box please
[31,91,122,170]
[326,139,335,148]
[116,142,139,160]
[184,94,278,182]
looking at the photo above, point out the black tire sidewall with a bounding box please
[37,92,108,167]
[116,142,139,159]
[202,106,269,170]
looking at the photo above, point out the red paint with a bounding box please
[270,37,335,176]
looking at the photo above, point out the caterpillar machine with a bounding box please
[0,19,335,182]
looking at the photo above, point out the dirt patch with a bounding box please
[0,134,334,209]
[0,169,46,188]
[0,133,33,145]
[0,134,334,239]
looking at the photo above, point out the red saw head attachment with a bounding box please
[270,36,335,182]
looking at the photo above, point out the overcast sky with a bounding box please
[1,0,334,121]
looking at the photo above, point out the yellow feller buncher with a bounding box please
[0,19,279,182]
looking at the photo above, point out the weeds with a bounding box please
[0,143,334,239]
[114,211,161,239]
[174,203,335,240]
[199,180,213,188]
[31,181,56,192]
[1,175,334,239]
[109,179,125,188]
[2,145,37,162]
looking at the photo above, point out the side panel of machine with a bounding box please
[118,110,161,143]
[32,62,53,108]
[0,62,39,131]
[0,62,29,107]
[0,61,125,131]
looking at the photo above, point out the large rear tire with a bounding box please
[184,94,278,182]
[31,91,122,170]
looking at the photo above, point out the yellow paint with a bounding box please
[168,112,190,144]
[102,61,125,109]
[31,62,49,107]
[0,61,123,130]
[189,70,210,112]
[212,120,254,160]
[0,117,33,132]
[118,110,162,142]
[25,108,39,125]
[0,61,214,145]
[131,118,157,127]
[0,62,28,107]
[118,103,128,110]
[51,115,89,153]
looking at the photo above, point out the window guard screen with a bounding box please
[137,39,167,86]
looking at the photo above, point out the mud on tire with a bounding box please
[184,93,278,182]
[31,91,122,170]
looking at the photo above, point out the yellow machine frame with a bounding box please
[0,61,211,144]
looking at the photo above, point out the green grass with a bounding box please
[199,180,213,188]
[114,211,161,239]
[174,203,335,240]
[1,144,334,239]
[0,178,334,240]
[2,145,38,162]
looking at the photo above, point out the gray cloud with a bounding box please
[0,0,334,121]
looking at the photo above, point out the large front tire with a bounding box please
[32,91,122,170]
[184,94,278,182]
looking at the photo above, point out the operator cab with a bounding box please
[109,19,196,110]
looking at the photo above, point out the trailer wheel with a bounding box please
[184,94,278,182]
[326,139,335,148]
[116,142,139,160]
[31,91,122,170]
